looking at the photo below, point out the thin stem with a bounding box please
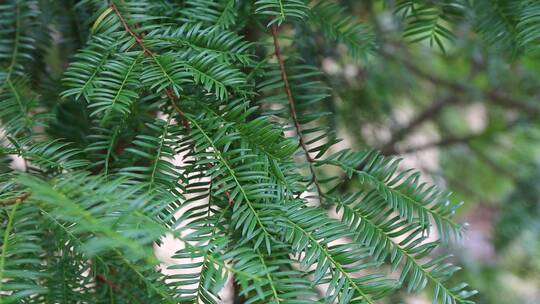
[0,192,31,206]
[104,127,120,176]
[270,24,324,204]
[96,274,120,291]
[148,116,172,190]
[166,91,190,129]
[256,250,280,302]
[110,2,188,125]
[399,133,480,154]
[377,46,540,156]
[110,3,151,56]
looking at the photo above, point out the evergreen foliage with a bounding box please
[6,0,537,302]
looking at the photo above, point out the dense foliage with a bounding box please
[3,0,539,303]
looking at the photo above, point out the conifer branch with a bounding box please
[270,23,324,204]
[109,3,151,56]
[110,2,188,125]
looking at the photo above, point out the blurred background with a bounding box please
[302,1,540,303]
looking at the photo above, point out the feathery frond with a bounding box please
[146,23,254,65]
[180,0,239,29]
[334,193,477,304]
[88,52,142,122]
[255,0,310,26]
[3,137,89,173]
[395,0,465,52]
[122,117,184,195]
[322,149,464,242]
[0,203,47,302]
[61,36,116,101]
[472,0,521,55]
[310,0,374,59]
[0,0,39,86]
[277,201,397,303]
[516,1,540,54]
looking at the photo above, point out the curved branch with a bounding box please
[381,95,458,155]
[270,24,324,204]
[110,3,188,126]
[0,192,31,206]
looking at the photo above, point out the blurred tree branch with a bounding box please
[377,46,540,155]
[381,95,458,155]
[398,119,520,155]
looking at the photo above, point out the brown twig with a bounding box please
[224,190,234,207]
[165,89,190,130]
[270,24,324,204]
[95,273,144,304]
[203,164,234,207]
[96,274,120,291]
[379,47,467,92]
[110,3,151,56]
[0,192,31,206]
[399,133,480,155]
[486,90,540,117]
[397,117,519,155]
[271,25,312,162]
[110,3,188,124]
